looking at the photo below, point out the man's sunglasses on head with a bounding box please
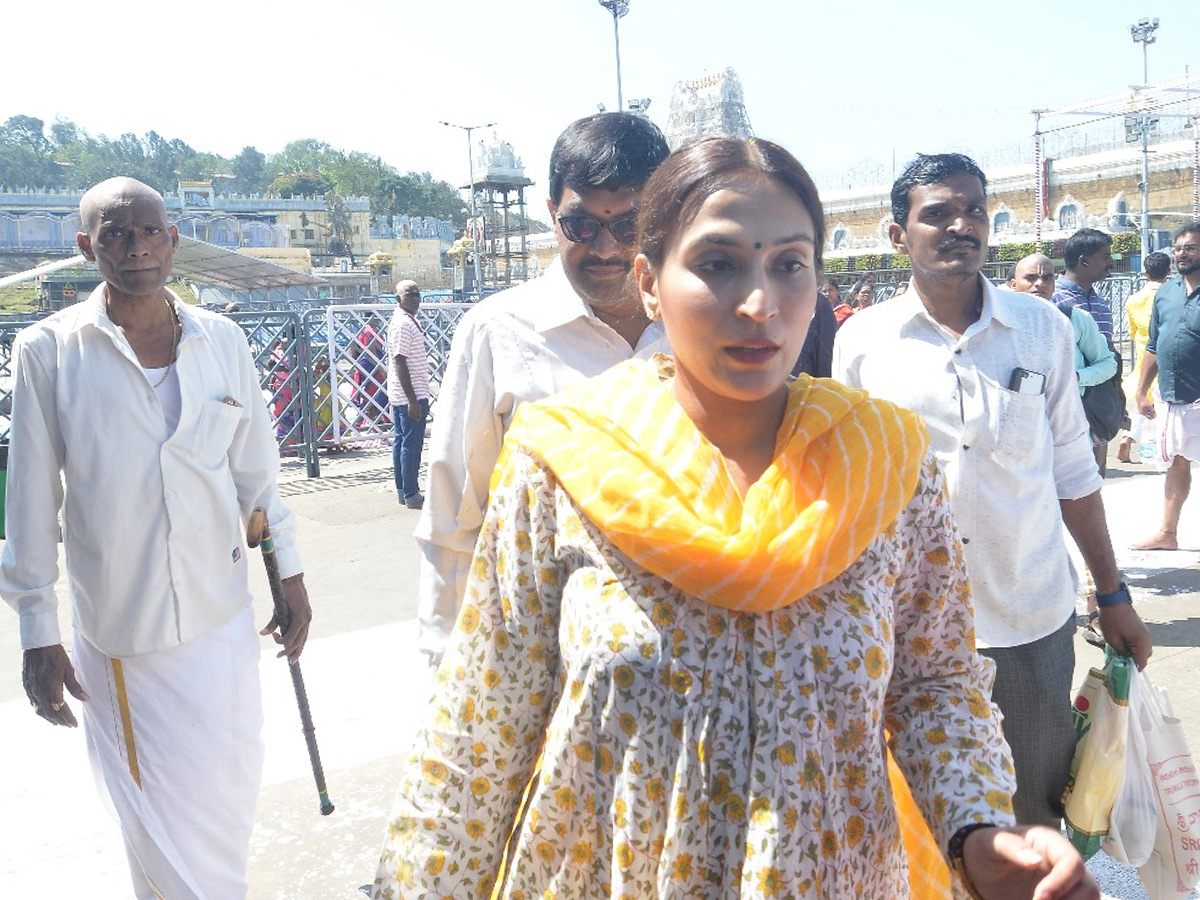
[557,214,639,246]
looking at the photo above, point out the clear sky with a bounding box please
[6,0,1198,223]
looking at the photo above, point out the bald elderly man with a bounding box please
[0,176,310,899]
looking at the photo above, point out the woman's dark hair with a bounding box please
[637,137,825,270]
[548,113,670,206]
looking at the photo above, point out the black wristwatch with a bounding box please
[948,822,996,900]
[1095,581,1134,608]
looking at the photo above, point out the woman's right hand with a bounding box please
[961,825,1099,900]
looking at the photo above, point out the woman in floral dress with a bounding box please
[371,137,1097,900]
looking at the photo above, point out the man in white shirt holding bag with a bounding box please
[834,153,1151,828]
[1,176,310,900]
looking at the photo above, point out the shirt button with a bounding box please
[962,537,971,544]
[169,491,177,500]
[955,349,962,355]
[962,444,969,451]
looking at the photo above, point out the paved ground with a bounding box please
[0,445,1196,899]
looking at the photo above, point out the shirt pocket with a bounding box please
[190,398,243,467]
[1183,298,1200,336]
[992,387,1047,468]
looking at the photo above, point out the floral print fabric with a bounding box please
[372,451,1015,899]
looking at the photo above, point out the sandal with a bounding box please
[1082,610,1105,648]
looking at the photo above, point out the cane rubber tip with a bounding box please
[320,800,335,816]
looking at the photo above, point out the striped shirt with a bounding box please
[1052,275,1114,340]
[386,307,430,406]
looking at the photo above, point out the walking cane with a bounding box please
[247,507,335,816]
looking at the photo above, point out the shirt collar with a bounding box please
[81,284,203,343]
[894,274,1017,333]
[1054,275,1092,299]
[525,257,597,333]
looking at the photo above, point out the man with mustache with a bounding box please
[834,153,1151,828]
[1131,222,1200,551]
[415,113,670,665]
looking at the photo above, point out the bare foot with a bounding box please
[1130,530,1178,551]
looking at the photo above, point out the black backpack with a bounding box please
[1059,303,1128,441]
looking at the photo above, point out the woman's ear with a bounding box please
[635,254,660,321]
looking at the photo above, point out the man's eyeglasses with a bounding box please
[557,214,639,246]
[1174,244,1200,255]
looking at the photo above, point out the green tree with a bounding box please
[0,115,61,189]
[268,171,330,198]
[269,139,338,178]
[231,146,269,195]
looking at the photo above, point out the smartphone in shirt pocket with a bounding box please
[1008,368,1046,395]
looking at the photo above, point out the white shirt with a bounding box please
[832,277,1101,648]
[0,288,302,657]
[414,259,668,656]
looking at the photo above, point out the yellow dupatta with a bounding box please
[498,356,927,609]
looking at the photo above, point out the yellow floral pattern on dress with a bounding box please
[372,452,1015,899]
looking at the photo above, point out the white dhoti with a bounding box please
[74,604,264,900]
[1159,399,1200,466]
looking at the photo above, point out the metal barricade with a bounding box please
[0,318,40,446]
[299,303,471,473]
[0,278,1153,479]
[1098,274,1138,370]
[0,303,475,479]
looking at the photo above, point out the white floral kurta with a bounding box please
[373,450,1016,899]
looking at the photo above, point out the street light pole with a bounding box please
[597,1,630,111]
[440,120,495,296]
[1131,17,1160,262]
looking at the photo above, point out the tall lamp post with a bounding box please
[441,120,495,295]
[1131,16,1160,262]
[597,1,630,111]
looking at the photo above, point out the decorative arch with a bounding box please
[831,223,850,251]
[1055,195,1082,231]
[992,202,1014,235]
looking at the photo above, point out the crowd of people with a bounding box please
[4,108,1197,900]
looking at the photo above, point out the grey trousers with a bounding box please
[978,615,1077,827]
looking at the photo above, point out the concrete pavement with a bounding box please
[0,446,1196,899]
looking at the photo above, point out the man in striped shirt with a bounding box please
[387,280,431,509]
[1051,228,1115,340]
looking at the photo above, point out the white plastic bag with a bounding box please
[1136,673,1200,900]
[1102,666,1157,866]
